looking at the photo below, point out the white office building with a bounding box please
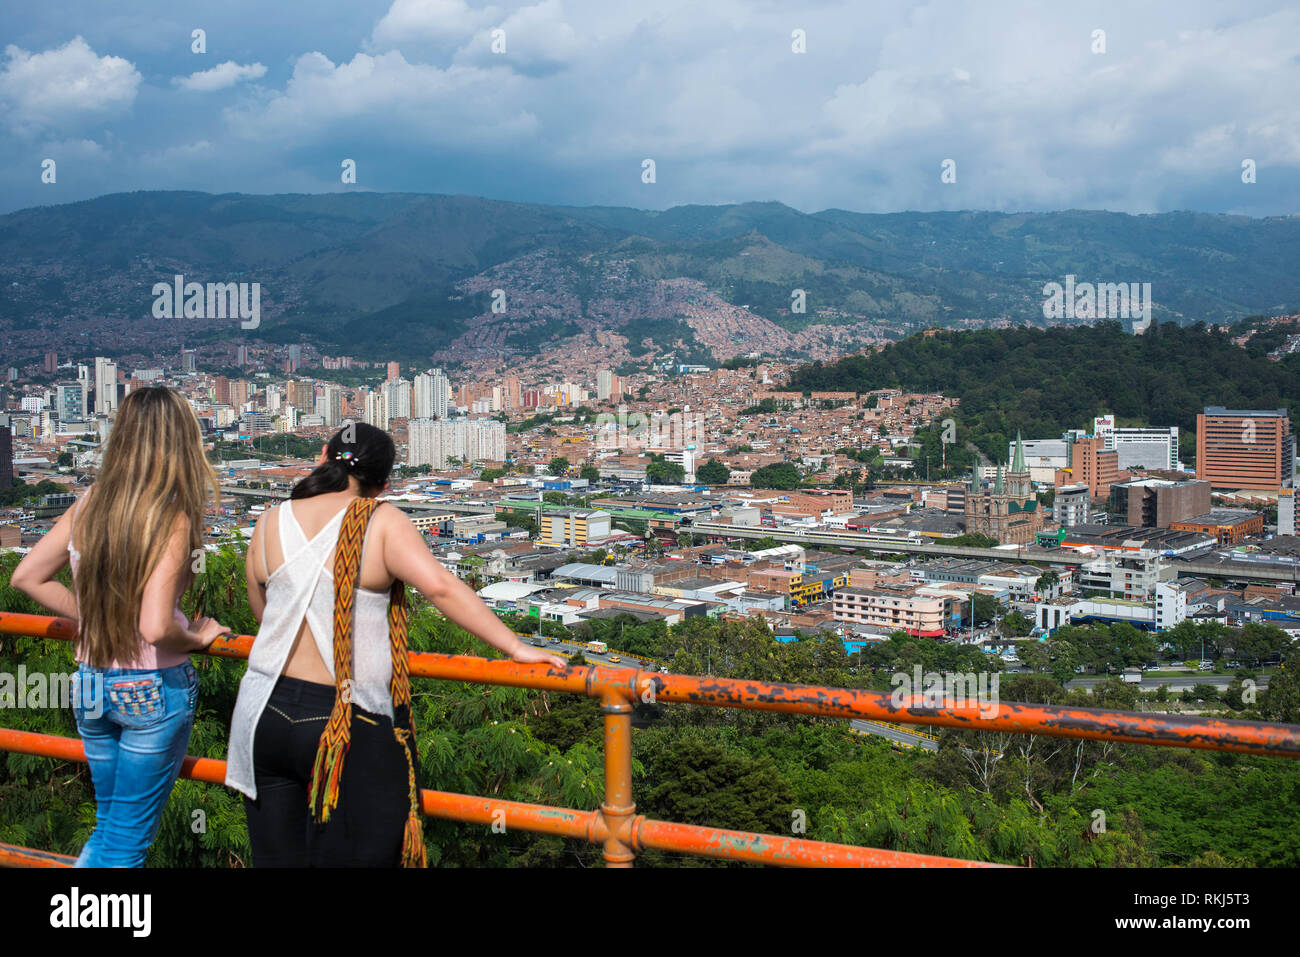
[1093,415,1181,471]
[413,369,451,420]
[384,377,412,421]
[93,357,118,415]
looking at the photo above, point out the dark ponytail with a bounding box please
[291,421,396,500]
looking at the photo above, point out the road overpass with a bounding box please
[219,485,496,516]
[683,519,1300,584]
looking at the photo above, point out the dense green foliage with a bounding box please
[696,459,731,485]
[750,463,802,490]
[0,479,66,507]
[788,321,1300,460]
[3,547,1299,868]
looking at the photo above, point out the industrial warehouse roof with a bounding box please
[552,563,619,584]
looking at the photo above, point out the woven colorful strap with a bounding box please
[307,497,427,868]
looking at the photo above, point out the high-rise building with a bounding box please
[408,418,506,469]
[43,352,57,374]
[55,381,87,422]
[1056,435,1119,498]
[93,357,117,415]
[286,380,313,412]
[316,384,344,427]
[386,361,402,382]
[413,369,450,420]
[286,345,302,373]
[1107,479,1211,527]
[1053,483,1091,527]
[1196,407,1294,490]
[384,377,412,421]
[0,426,12,488]
[363,388,387,428]
[229,379,252,412]
[1279,487,1298,537]
[1093,416,1181,471]
[505,376,521,410]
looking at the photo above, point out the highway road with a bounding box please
[849,719,939,751]
[1065,673,1271,692]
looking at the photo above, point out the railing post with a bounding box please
[600,686,636,868]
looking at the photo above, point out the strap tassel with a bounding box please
[307,497,427,867]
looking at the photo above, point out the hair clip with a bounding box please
[335,450,356,465]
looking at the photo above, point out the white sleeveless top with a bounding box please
[225,500,395,799]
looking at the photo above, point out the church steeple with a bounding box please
[1012,431,1026,474]
[970,458,981,491]
[993,463,1004,494]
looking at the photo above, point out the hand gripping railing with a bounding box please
[2,610,1299,868]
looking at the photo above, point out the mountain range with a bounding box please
[2,191,1298,366]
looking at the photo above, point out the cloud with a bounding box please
[222,50,538,147]
[453,0,579,75]
[0,36,140,134]
[368,0,500,52]
[1,1,1299,216]
[173,61,268,92]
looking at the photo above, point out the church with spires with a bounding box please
[963,432,1043,544]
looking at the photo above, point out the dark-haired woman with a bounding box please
[226,423,564,866]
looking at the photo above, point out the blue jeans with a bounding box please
[71,660,199,867]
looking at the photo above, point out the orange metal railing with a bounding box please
[2,609,1299,868]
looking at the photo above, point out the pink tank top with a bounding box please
[68,496,191,671]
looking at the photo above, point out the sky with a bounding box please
[1,0,1298,216]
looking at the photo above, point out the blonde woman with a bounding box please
[12,385,231,867]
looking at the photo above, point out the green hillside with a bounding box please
[786,320,1300,461]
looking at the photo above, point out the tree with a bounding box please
[548,456,570,476]
[647,459,685,484]
[696,459,731,485]
[971,593,1001,624]
[750,463,801,490]
[1000,611,1032,638]
[1261,649,1300,723]
[1034,570,1060,596]
[56,452,74,468]
[942,533,999,548]
[579,465,601,483]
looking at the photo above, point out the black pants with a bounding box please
[244,675,419,867]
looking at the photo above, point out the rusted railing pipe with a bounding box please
[4,610,1298,759]
[600,687,636,867]
[0,727,985,868]
[0,842,76,868]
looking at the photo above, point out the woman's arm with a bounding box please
[245,510,269,625]
[378,505,564,666]
[10,497,79,619]
[139,516,231,653]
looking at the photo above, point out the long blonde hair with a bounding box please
[74,386,219,667]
